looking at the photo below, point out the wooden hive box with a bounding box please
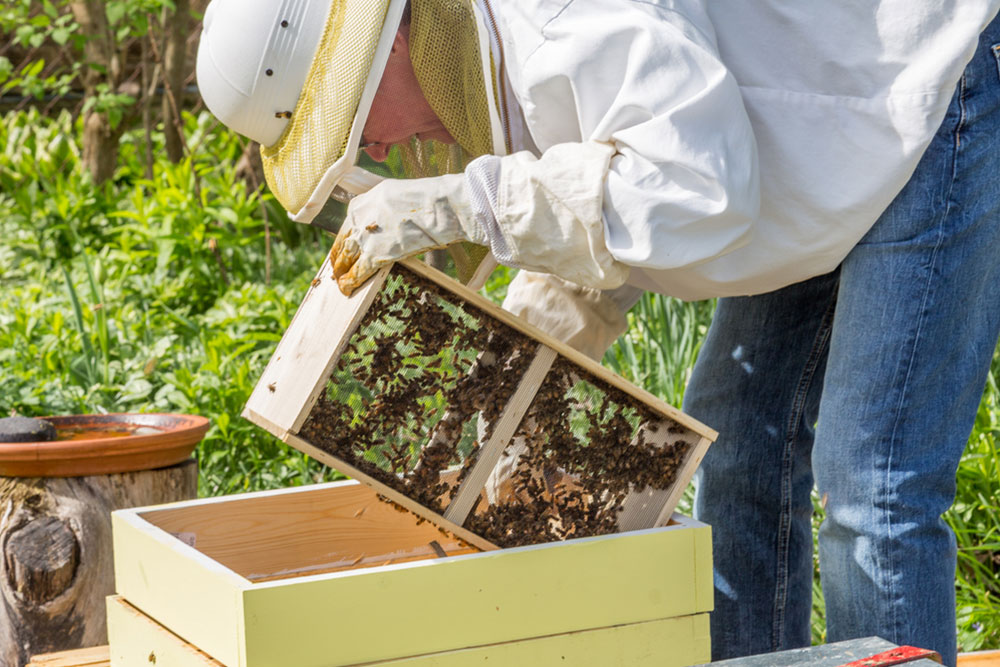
[109,480,712,667]
[242,257,717,551]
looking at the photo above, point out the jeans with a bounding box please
[685,16,1000,667]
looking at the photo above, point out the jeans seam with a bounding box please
[955,74,967,149]
[992,44,1000,83]
[772,289,837,651]
[874,72,963,648]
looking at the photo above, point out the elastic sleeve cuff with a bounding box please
[465,154,515,266]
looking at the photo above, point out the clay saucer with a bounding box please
[0,413,209,477]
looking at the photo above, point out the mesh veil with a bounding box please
[409,0,495,161]
[261,0,392,214]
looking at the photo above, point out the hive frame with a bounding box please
[243,257,716,551]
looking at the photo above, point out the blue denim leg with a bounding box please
[687,273,837,660]
[687,16,1000,666]
[815,20,1000,667]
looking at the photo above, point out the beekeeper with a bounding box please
[196,0,1000,664]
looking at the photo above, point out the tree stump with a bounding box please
[0,460,197,667]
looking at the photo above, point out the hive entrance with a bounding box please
[245,258,716,550]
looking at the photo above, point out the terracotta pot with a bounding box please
[0,413,209,477]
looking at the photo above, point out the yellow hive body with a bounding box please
[109,480,712,667]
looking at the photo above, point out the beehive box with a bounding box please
[243,257,717,551]
[110,480,712,667]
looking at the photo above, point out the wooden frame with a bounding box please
[112,480,712,667]
[242,258,716,550]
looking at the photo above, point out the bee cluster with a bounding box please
[299,265,537,513]
[298,264,697,548]
[465,358,695,547]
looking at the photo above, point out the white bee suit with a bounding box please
[483,0,1000,355]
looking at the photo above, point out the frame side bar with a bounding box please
[242,260,390,436]
[443,345,558,525]
[653,435,714,527]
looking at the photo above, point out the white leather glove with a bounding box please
[502,270,642,361]
[330,173,488,295]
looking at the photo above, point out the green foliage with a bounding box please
[0,1,81,98]
[0,108,338,495]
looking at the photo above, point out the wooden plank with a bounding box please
[240,519,710,666]
[106,600,707,667]
[368,613,710,667]
[959,650,1000,666]
[443,345,557,524]
[399,258,718,442]
[653,436,714,527]
[465,251,498,291]
[106,596,222,667]
[242,260,391,437]
[112,510,247,667]
[139,480,477,582]
[26,645,110,667]
[283,434,499,552]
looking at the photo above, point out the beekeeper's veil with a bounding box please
[197,0,505,224]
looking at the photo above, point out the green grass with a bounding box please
[1,108,997,650]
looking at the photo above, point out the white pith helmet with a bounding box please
[197,0,406,222]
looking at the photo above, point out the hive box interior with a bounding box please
[136,480,478,582]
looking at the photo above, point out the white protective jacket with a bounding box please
[471,0,1000,302]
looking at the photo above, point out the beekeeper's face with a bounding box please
[361,23,454,161]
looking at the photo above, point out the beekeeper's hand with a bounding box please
[330,173,487,295]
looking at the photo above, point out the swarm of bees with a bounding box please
[299,265,697,548]
[300,265,535,514]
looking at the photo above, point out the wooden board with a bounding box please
[108,595,708,667]
[107,596,222,666]
[112,510,247,666]
[26,645,110,667]
[112,481,712,667]
[242,261,391,437]
[958,650,1000,666]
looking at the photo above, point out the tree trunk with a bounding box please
[162,0,190,163]
[69,0,126,185]
[80,110,123,186]
[0,460,198,667]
